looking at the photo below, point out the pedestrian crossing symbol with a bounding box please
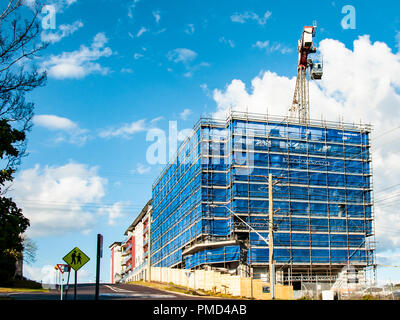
[63,247,90,271]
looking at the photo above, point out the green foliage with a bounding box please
[0,120,29,284]
[0,276,42,289]
[0,1,46,284]
[0,196,30,284]
[0,120,25,161]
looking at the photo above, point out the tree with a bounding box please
[0,120,29,283]
[22,236,37,265]
[0,1,47,283]
[1,0,47,170]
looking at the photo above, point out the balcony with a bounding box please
[122,243,132,256]
[121,254,132,266]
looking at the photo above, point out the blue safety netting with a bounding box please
[150,117,373,268]
[184,245,240,269]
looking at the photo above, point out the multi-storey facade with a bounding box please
[109,242,122,283]
[118,200,152,282]
[121,230,135,278]
[150,111,375,287]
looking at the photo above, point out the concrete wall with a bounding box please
[148,267,292,299]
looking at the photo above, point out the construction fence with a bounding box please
[148,266,293,300]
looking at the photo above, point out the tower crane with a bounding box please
[289,21,323,123]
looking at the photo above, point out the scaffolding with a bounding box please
[150,111,375,287]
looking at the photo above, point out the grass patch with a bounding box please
[128,280,200,295]
[196,289,246,299]
[127,280,245,299]
[0,277,47,293]
[0,287,48,293]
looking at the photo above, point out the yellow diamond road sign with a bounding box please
[63,247,90,271]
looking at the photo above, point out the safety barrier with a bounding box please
[148,267,292,299]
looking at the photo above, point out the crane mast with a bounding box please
[289,21,323,123]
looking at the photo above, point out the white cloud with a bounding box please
[33,115,88,144]
[253,40,292,54]
[130,163,151,175]
[153,10,161,23]
[231,10,272,25]
[99,119,147,139]
[33,114,89,145]
[24,264,93,286]
[167,49,208,77]
[200,83,212,98]
[41,21,83,44]
[167,48,197,64]
[155,28,166,35]
[211,35,400,263]
[136,26,148,37]
[33,114,77,130]
[180,108,193,120]
[134,53,144,60]
[98,201,128,226]
[10,163,108,237]
[199,62,210,67]
[185,24,195,35]
[121,67,133,73]
[25,0,77,11]
[219,37,235,48]
[396,32,400,50]
[253,40,269,49]
[150,116,164,125]
[23,265,57,287]
[128,0,140,19]
[23,0,36,7]
[41,32,112,79]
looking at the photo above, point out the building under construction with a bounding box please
[150,22,375,291]
[150,111,375,289]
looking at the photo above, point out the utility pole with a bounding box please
[268,173,275,299]
[210,173,279,300]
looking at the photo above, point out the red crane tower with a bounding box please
[289,21,323,123]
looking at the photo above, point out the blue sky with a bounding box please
[13,0,400,285]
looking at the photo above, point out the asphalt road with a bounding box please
[1,283,222,300]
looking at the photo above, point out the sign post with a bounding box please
[95,234,103,300]
[63,247,90,300]
[54,265,59,290]
[56,264,68,300]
